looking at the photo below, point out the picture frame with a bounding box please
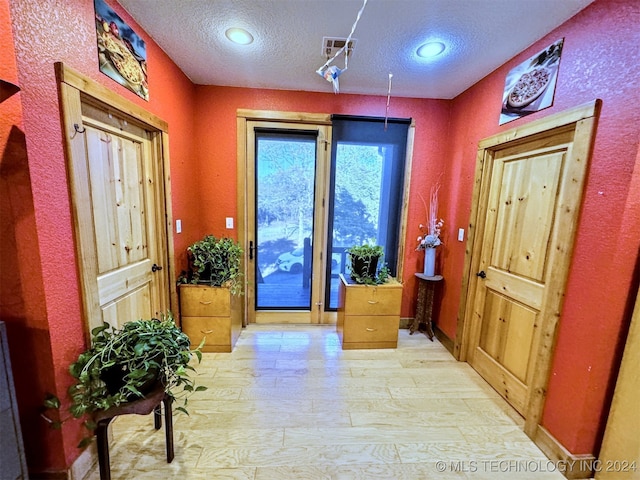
[94,0,148,101]
[499,38,564,125]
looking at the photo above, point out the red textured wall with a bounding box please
[5,0,196,472]
[4,0,639,473]
[442,0,640,454]
[193,86,451,316]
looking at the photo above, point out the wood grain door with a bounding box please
[462,102,600,429]
[58,65,172,339]
[80,104,168,331]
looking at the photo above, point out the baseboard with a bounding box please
[69,442,98,480]
[399,317,412,329]
[30,441,98,480]
[534,425,596,479]
[434,325,454,354]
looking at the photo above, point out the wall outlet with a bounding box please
[226,217,234,229]
[176,219,182,233]
[458,228,465,242]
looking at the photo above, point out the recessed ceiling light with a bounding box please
[417,41,446,58]
[225,27,254,45]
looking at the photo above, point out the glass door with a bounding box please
[246,121,331,324]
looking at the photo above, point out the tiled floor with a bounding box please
[84,325,565,479]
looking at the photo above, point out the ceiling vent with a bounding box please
[321,37,357,58]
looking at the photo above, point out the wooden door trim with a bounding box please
[56,62,176,339]
[455,100,601,437]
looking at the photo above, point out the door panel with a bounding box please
[58,66,172,342]
[468,126,584,417]
[80,108,166,332]
[246,121,330,324]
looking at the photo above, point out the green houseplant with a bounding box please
[346,244,390,285]
[43,314,206,446]
[178,234,244,352]
[183,235,243,295]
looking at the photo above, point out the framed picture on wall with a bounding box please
[94,0,148,101]
[499,38,564,125]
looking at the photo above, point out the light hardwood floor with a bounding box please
[84,325,565,479]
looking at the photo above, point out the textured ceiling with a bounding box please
[118,0,594,99]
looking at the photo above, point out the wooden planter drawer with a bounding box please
[342,315,399,345]
[343,284,402,316]
[181,316,231,352]
[179,284,242,352]
[179,285,230,317]
[337,274,403,350]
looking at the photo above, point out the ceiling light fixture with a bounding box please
[225,27,254,45]
[417,41,446,58]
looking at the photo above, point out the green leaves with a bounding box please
[42,313,207,448]
[185,235,244,294]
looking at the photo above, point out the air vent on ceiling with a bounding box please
[322,37,357,58]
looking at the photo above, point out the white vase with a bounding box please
[423,247,436,276]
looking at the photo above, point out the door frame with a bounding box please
[455,100,601,437]
[56,63,177,341]
[237,110,333,325]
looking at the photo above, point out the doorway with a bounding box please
[457,100,601,437]
[237,111,412,326]
[247,120,331,324]
[57,63,175,339]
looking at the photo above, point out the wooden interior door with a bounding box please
[81,104,168,331]
[58,64,172,339]
[461,101,600,432]
[596,283,640,479]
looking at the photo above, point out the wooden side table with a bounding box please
[410,273,443,340]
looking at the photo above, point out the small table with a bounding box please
[410,273,443,340]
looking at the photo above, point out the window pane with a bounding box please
[255,133,317,309]
[325,117,409,310]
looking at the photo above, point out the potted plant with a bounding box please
[346,244,390,285]
[184,234,243,295]
[42,314,206,446]
[178,235,244,352]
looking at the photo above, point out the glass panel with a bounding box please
[326,143,389,309]
[255,132,317,309]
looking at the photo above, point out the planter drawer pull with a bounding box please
[366,328,377,332]
[367,300,378,304]
[199,301,212,305]
[200,329,214,334]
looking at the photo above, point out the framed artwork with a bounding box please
[94,0,148,100]
[499,38,564,125]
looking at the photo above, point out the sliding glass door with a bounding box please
[246,121,330,324]
[242,114,410,325]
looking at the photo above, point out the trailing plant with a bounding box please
[42,314,206,447]
[180,235,243,295]
[346,244,389,285]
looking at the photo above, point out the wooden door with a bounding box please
[58,64,173,339]
[460,101,600,433]
[81,105,168,331]
[240,114,332,325]
[596,284,640,480]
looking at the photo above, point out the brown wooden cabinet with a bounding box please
[337,274,403,349]
[179,284,242,352]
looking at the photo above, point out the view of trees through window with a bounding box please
[254,118,407,313]
[255,135,388,309]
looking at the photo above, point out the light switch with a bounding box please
[226,217,234,229]
[176,219,182,233]
[458,228,465,242]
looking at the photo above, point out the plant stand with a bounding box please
[410,273,443,340]
[94,384,173,480]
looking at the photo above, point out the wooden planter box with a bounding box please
[179,284,242,352]
[337,274,403,349]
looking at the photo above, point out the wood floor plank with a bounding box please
[83,325,564,479]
